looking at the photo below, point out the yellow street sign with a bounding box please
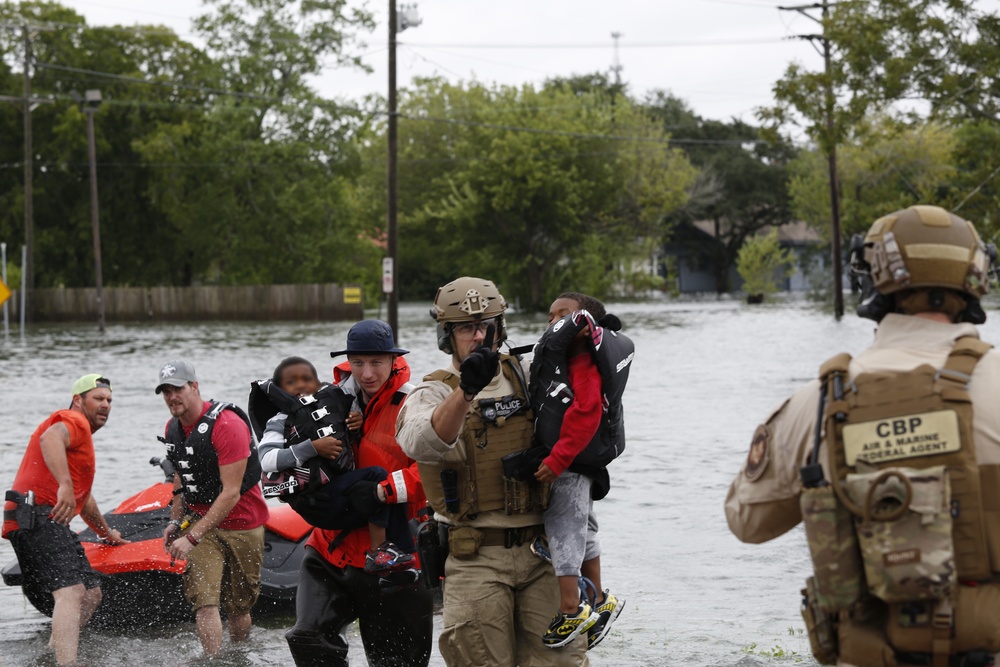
[0,278,10,307]
[343,286,362,304]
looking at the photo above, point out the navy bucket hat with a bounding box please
[330,320,409,357]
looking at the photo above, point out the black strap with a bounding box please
[326,527,354,554]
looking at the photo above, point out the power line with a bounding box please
[401,37,787,49]
[34,62,371,115]
[2,18,188,37]
[954,163,1000,213]
[401,114,770,145]
[701,0,783,7]
[62,0,192,23]
[401,44,554,76]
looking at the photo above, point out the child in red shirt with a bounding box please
[534,293,626,651]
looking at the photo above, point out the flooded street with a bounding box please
[5,295,995,666]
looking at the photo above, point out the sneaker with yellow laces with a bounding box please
[542,601,599,648]
[587,590,625,650]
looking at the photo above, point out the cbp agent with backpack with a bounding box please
[725,206,1000,667]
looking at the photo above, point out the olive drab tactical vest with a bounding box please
[417,355,535,523]
[803,336,1000,664]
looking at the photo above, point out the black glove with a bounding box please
[459,323,500,395]
[378,566,421,594]
[598,313,622,331]
[347,480,384,518]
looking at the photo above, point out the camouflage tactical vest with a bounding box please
[417,355,534,523]
[802,336,1000,664]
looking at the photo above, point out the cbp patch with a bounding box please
[745,424,771,482]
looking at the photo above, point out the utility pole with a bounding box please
[0,23,53,324]
[84,90,105,333]
[779,1,844,320]
[22,26,32,319]
[386,3,421,341]
[610,32,622,123]
[387,0,398,340]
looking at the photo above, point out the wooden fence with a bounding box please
[2,284,364,322]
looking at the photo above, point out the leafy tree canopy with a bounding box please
[353,78,696,310]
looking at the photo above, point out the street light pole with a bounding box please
[23,26,33,321]
[84,89,105,333]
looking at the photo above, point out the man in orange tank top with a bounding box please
[3,374,127,667]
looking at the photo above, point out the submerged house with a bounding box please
[661,219,825,294]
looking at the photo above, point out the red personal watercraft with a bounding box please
[1,457,311,630]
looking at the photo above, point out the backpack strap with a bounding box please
[934,337,992,398]
[425,369,459,388]
[819,353,852,423]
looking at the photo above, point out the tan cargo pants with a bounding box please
[439,541,589,667]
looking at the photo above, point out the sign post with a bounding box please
[1,242,9,340]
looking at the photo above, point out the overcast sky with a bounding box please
[50,0,1000,124]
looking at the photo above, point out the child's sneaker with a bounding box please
[377,565,421,594]
[364,541,415,575]
[542,602,599,648]
[586,590,625,650]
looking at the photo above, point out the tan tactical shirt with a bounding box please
[725,313,1000,545]
[396,358,542,529]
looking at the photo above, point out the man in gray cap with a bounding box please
[156,360,269,658]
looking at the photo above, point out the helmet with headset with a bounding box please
[849,205,995,323]
[430,276,508,354]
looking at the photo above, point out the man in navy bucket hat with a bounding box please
[284,319,432,667]
[329,319,409,357]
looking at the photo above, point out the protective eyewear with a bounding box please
[452,318,497,337]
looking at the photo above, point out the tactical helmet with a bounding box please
[430,276,508,354]
[850,205,995,323]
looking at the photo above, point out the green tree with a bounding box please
[133,0,376,286]
[353,78,696,310]
[1,1,216,287]
[759,1,1000,242]
[736,228,795,302]
[648,93,797,292]
[1,0,377,289]
[939,122,1000,238]
[787,118,957,238]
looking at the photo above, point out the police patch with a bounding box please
[745,424,771,482]
[477,394,527,426]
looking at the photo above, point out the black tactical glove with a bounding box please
[459,323,500,396]
[347,479,384,518]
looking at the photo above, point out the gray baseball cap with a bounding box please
[155,359,197,394]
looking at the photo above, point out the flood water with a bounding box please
[5,295,996,666]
